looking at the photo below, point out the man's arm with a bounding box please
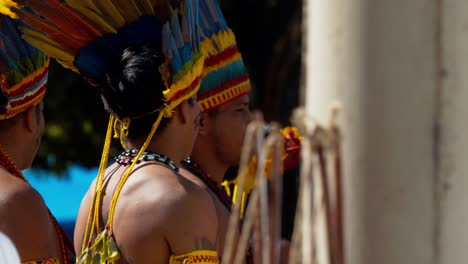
[74,182,94,256]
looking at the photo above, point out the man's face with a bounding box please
[208,94,251,166]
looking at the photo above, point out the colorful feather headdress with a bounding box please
[0,1,205,263]
[0,0,203,111]
[196,0,251,112]
[0,15,48,120]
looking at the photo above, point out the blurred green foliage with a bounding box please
[36,0,302,173]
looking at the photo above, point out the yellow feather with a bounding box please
[22,33,75,63]
[65,0,117,33]
[0,0,18,18]
[68,0,101,15]
[20,26,75,55]
[92,0,126,28]
[134,0,156,16]
[111,0,142,23]
[56,59,79,73]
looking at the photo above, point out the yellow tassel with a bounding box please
[80,116,114,254]
[107,236,120,261]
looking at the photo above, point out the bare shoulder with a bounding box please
[0,174,49,226]
[178,167,209,190]
[74,177,97,254]
[157,172,219,254]
[0,172,56,259]
[112,165,219,259]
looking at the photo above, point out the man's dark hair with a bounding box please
[101,44,171,140]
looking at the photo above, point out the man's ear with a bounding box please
[175,100,190,125]
[197,113,211,136]
[22,106,37,133]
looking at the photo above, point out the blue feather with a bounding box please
[0,32,20,62]
[211,0,228,30]
[185,0,194,49]
[171,13,184,48]
[2,18,28,60]
[199,8,212,38]
[0,48,19,72]
[194,0,200,47]
[163,23,183,73]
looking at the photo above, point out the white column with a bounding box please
[301,0,468,263]
[438,0,468,263]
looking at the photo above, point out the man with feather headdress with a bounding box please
[1,0,221,263]
[179,0,302,260]
[0,15,75,264]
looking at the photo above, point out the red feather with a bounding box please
[46,0,103,39]
[26,1,92,44]
[18,10,82,52]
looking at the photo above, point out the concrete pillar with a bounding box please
[302,0,468,263]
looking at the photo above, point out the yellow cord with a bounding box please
[107,111,164,227]
[79,75,201,262]
[92,115,115,234]
[81,115,114,253]
[113,117,130,149]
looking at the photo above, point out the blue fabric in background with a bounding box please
[24,166,97,238]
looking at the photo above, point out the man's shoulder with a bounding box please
[109,167,219,258]
[128,171,215,219]
[118,168,217,229]
[0,173,53,243]
[0,173,44,212]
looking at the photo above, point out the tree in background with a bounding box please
[37,0,302,173]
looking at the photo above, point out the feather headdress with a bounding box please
[196,0,251,112]
[0,1,206,263]
[0,0,203,107]
[0,15,48,120]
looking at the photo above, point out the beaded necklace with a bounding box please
[115,149,179,172]
[181,157,232,211]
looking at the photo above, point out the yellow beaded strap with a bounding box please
[169,250,219,264]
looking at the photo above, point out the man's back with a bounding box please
[0,171,62,262]
[74,162,219,263]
